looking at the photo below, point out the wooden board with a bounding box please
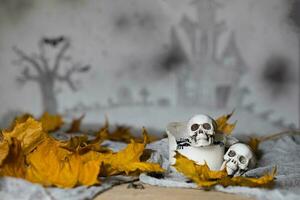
[95,183,254,200]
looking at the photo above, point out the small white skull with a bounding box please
[187,114,216,147]
[222,143,256,176]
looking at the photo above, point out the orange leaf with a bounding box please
[215,111,236,135]
[174,152,275,188]
[173,153,227,187]
[96,119,158,143]
[8,113,33,130]
[99,129,164,176]
[0,115,163,188]
[218,167,276,188]
[60,135,89,151]
[40,112,63,132]
[67,115,85,133]
[2,117,47,154]
[248,137,261,155]
[26,137,87,188]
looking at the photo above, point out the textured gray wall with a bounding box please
[0,0,298,134]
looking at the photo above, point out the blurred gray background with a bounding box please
[0,0,299,136]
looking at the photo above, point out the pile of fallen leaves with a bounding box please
[173,112,276,189]
[0,113,163,188]
[0,111,276,189]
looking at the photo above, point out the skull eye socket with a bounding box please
[239,156,247,164]
[191,124,199,131]
[202,123,211,130]
[228,150,236,157]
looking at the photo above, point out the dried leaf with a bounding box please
[215,111,236,135]
[40,112,63,132]
[174,153,227,187]
[0,116,163,188]
[60,135,110,154]
[98,125,137,143]
[2,117,46,154]
[248,137,261,155]
[8,113,33,130]
[218,167,276,188]
[77,154,102,186]
[174,152,275,188]
[96,121,158,143]
[26,130,162,188]
[0,140,9,166]
[99,130,164,176]
[26,137,102,188]
[80,142,112,154]
[61,135,89,151]
[0,139,26,178]
[67,115,85,133]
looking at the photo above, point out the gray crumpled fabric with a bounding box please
[140,135,300,200]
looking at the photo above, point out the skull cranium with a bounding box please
[221,143,256,176]
[187,114,216,147]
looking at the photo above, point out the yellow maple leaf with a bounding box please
[215,111,236,135]
[248,137,261,155]
[174,152,276,188]
[0,116,163,188]
[2,117,47,154]
[77,152,103,186]
[26,137,102,188]
[99,129,164,176]
[96,124,139,143]
[174,153,227,187]
[8,113,33,130]
[26,132,162,188]
[96,119,158,143]
[61,135,89,150]
[60,134,111,154]
[0,117,89,188]
[40,112,64,132]
[220,168,276,188]
[67,115,85,133]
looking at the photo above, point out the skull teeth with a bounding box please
[198,134,208,139]
[226,166,237,176]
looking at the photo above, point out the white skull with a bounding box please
[222,143,256,176]
[187,114,216,147]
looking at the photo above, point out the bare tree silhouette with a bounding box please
[13,37,90,114]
